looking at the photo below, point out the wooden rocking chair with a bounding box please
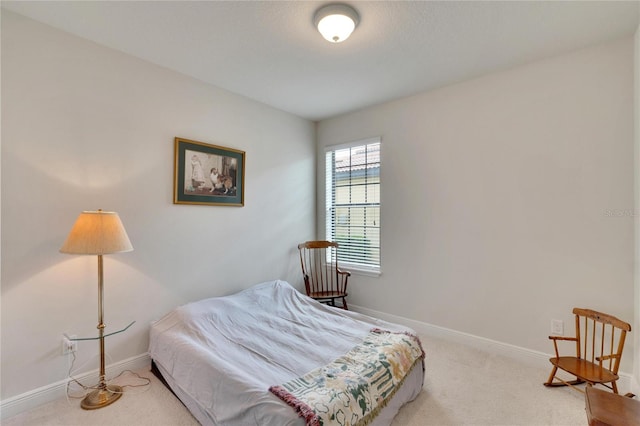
[544,308,631,395]
[298,241,350,310]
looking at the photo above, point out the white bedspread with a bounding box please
[149,280,422,425]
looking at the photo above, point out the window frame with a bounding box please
[324,137,382,276]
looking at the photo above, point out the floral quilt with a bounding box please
[269,328,425,426]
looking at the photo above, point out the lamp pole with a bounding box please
[80,254,123,409]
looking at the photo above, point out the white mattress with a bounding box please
[149,280,424,425]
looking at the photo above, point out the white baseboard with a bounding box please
[350,304,633,394]
[0,353,151,421]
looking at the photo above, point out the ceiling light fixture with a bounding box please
[314,3,359,43]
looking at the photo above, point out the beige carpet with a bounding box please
[4,334,588,425]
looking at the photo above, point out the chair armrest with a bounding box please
[337,268,351,277]
[596,354,618,362]
[548,336,578,359]
[548,336,578,341]
[336,268,350,290]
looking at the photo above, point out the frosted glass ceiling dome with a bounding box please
[314,4,360,43]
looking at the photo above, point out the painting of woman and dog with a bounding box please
[174,137,245,206]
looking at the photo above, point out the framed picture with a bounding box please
[174,137,245,206]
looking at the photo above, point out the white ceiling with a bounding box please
[2,1,639,121]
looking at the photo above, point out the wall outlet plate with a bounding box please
[551,319,564,336]
[61,334,77,355]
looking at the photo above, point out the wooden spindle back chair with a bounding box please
[298,241,350,310]
[544,308,631,394]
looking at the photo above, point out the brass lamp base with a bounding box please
[80,384,123,410]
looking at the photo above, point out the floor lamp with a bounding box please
[60,209,133,410]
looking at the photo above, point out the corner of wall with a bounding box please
[633,18,640,396]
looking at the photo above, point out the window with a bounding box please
[325,138,381,273]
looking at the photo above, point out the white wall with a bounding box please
[318,37,635,373]
[1,11,315,400]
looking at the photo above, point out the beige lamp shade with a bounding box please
[60,210,133,255]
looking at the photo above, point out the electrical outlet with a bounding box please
[61,334,77,355]
[551,319,564,336]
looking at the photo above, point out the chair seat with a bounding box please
[550,357,618,384]
[309,291,347,299]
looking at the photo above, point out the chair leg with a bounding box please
[342,298,348,310]
[544,366,558,387]
[544,367,586,389]
[612,381,619,394]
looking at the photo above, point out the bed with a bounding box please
[148,280,425,425]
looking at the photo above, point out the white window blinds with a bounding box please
[325,138,381,271]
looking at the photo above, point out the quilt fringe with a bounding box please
[269,328,426,426]
[269,385,320,426]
